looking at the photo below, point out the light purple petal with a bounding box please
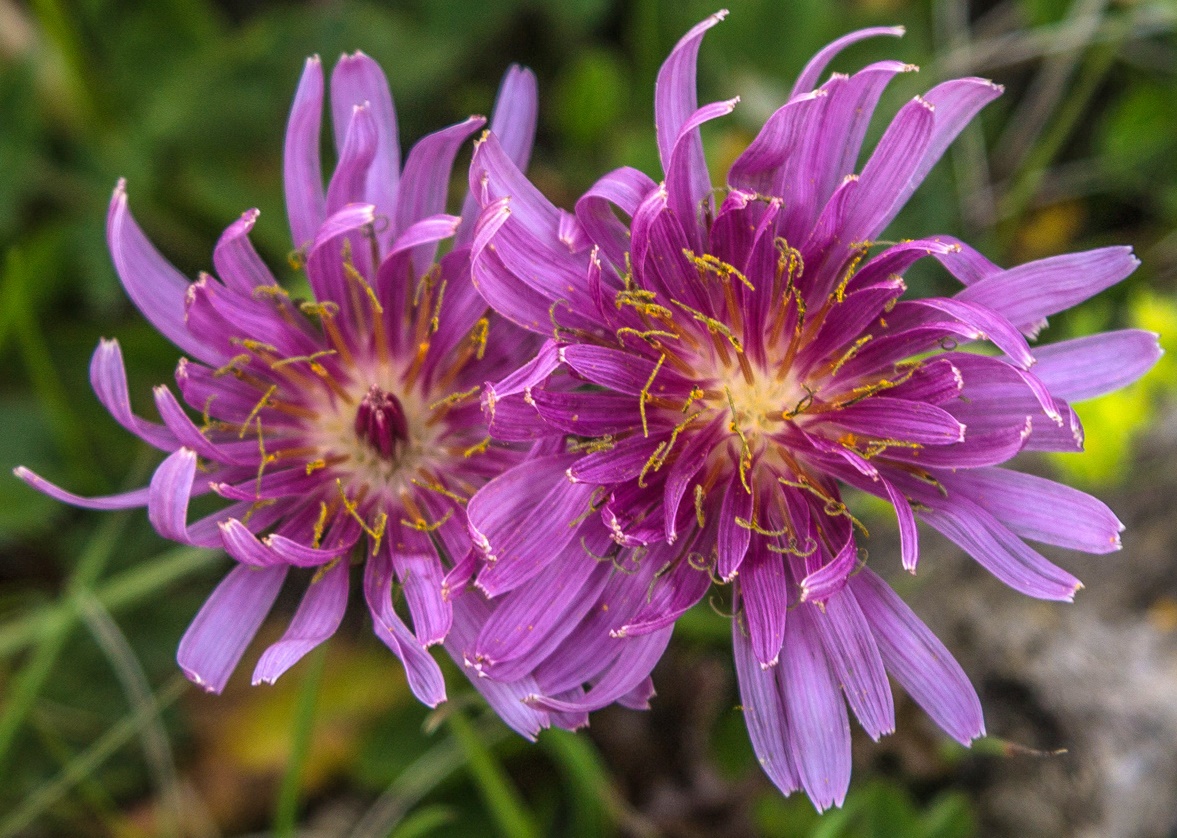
[740,548,788,667]
[733,617,801,795]
[956,247,1139,334]
[920,494,1082,601]
[253,558,349,684]
[177,563,287,693]
[212,209,278,294]
[330,51,400,239]
[90,339,176,450]
[364,549,446,707]
[850,567,984,744]
[325,103,378,214]
[654,10,727,172]
[1033,329,1162,402]
[942,467,1123,554]
[779,605,851,812]
[107,182,215,364]
[147,448,199,543]
[811,588,895,740]
[790,25,906,96]
[13,467,151,510]
[284,56,326,250]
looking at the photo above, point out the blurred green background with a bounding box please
[0,0,1174,835]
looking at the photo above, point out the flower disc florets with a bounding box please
[16,53,542,704]
[460,11,1161,809]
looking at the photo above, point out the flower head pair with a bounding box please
[17,11,1161,811]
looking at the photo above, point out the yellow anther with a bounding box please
[239,384,278,439]
[672,300,744,353]
[783,385,816,420]
[287,249,306,271]
[312,501,330,549]
[253,285,291,301]
[213,353,252,378]
[410,478,469,506]
[336,479,388,555]
[342,247,385,315]
[201,394,217,431]
[240,499,276,526]
[734,515,790,537]
[463,437,491,458]
[616,327,679,346]
[299,301,340,318]
[639,355,667,438]
[832,243,869,303]
[428,385,482,411]
[305,458,327,476]
[401,508,454,533]
[830,334,874,376]
[683,249,755,291]
[271,350,338,370]
[310,557,342,585]
[694,484,706,528]
[469,317,489,360]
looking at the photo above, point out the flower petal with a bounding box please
[284,56,326,250]
[253,558,349,684]
[177,563,287,694]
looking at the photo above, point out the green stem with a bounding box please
[273,644,328,838]
[0,545,219,659]
[446,709,538,838]
[0,510,129,776]
[0,675,187,838]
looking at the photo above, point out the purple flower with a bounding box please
[461,12,1163,807]
[15,54,541,705]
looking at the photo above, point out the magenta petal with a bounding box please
[1033,329,1162,402]
[850,567,984,744]
[147,448,199,543]
[392,545,451,647]
[526,627,672,714]
[364,550,446,707]
[448,592,551,740]
[90,339,176,451]
[717,471,753,581]
[790,25,906,96]
[177,563,287,693]
[458,64,539,241]
[740,546,788,667]
[284,56,326,250]
[811,588,895,740]
[13,467,151,510]
[395,115,485,256]
[654,10,727,172]
[779,605,851,812]
[733,616,801,795]
[107,182,216,364]
[253,559,349,684]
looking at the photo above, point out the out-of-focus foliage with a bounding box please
[0,0,1174,835]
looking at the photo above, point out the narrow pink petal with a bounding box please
[107,182,215,363]
[575,166,658,271]
[392,544,451,648]
[850,567,984,744]
[212,209,278,295]
[89,339,176,451]
[13,467,151,510]
[177,563,287,693]
[811,589,895,740]
[733,617,801,795]
[779,605,851,812]
[716,471,753,581]
[284,56,326,250]
[364,550,446,707]
[526,627,672,714]
[325,103,378,214]
[253,559,349,684]
[1033,330,1162,402]
[790,26,906,96]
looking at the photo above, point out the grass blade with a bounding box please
[273,643,328,837]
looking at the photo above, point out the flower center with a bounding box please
[354,384,409,461]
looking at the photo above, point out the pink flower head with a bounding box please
[16,54,542,705]
[462,12,1162,807]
